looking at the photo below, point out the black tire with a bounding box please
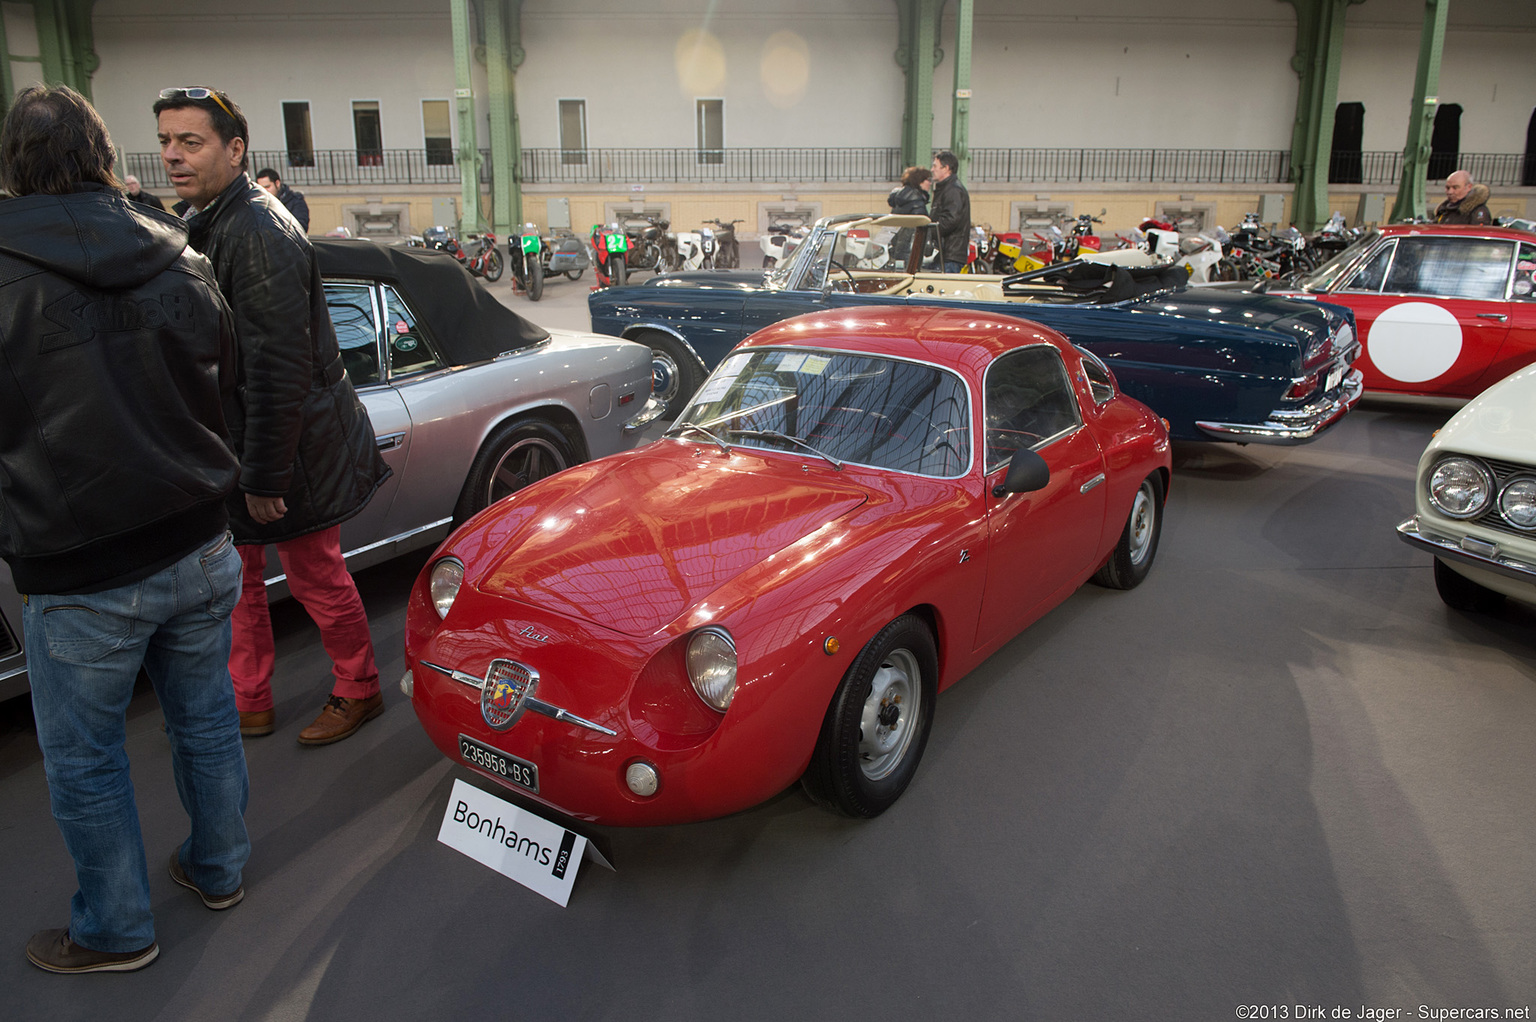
[565,268,585,281]
[453,419,577,524]
[609,252,627,288]
[801,614,937,818]
[526,253,544,302]
[640,330,704,420]
[1434,558,1505,614]
[1092,473,1163,590]
[481,247,504,283]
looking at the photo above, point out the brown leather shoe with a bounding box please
[239,709,275,736]
[297,694,384,746]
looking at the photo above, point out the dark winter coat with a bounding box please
[929,174,972,266]
[887,185,928,216]
[1433,183,1492,225]
[273,182,310,232]
[0,187,239,593]
[186,174,388,546]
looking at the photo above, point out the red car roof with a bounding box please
[1373,223,1536,244]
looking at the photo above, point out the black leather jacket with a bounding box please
[187,174,388,545]
[0,187,239,593]
[887,185,928,216]
[929,175,972,266]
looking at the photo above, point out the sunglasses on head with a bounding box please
[159,87,237,122]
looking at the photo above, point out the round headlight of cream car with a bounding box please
[429,558,465,619]
[686,628,737,711]
[1499,477,1536,530]
[1427,456,1494,519]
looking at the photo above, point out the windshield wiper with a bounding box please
[722,428,843,470]
[662,421,732,454]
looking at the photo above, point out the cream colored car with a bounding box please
[1397,362,1536,612]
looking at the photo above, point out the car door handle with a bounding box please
[1476,313,1508,321]
[1080,473,1106,494]
[375,431,405,452]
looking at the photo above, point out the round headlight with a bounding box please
[1499,477,1536,530]
[686,628,737,711]
[1427,456,1494,520]
[428,558,465,619]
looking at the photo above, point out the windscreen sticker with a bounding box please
[694,353,751,404]
[1515,279,1533,296]
[774,352,830,375]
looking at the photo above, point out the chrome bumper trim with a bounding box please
[623,393,667,434]
[1196,369,1363,445]
[1396,516,1536,585]
[419,659,618,736]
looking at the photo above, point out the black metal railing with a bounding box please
[113,146,1534,189]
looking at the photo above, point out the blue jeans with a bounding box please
[25,531,250,952]
[944,261,962,274]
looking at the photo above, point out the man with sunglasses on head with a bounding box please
[155,87,390,746]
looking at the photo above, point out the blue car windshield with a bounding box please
[676,348,971,477]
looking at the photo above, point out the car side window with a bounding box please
[984,346,1082,475]
[1383,237,1515,299]
[1343,240,1394,292]
[381,285,444,377]
[324,282,382,386]
[1514,243,1536,301]
[1077,346,1115,404]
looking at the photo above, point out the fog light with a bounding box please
[399,669,414,698]
[625,761,660,798]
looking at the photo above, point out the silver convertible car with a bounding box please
[0,240,659,701]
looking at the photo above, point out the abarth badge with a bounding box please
[481,659,537,731]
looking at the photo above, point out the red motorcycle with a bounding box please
[590,222,629,289]
[424,226,504,282]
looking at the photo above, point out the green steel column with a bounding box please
[1284,0,1356,232]
[1390,0,1448,222]
[64,0,99,101]
[894,0,939,170]
[1,12,14,117]
[483,0,524,234]
[451,0,480,237]
[948,0,972,181]
[33,0,68,85]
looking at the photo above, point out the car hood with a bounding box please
[470,445,869,636]
[1431,363,1536,464]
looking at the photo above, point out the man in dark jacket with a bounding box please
[156,87,390,745]
[255,167,310,232]
[123,174,166,210]
[1,85,250,974]
[1433,170,1492,225]
[929,150,971,272]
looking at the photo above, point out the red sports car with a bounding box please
[404,306,1172,825]
[1277,223,1536,397]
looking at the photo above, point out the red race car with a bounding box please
[404,306,1172,825]
[1277,223,1536,397]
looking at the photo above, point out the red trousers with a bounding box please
[229,526,380,712]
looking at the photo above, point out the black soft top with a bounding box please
[312,239,549,364]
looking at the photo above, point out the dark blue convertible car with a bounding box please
[589,213,1363,443]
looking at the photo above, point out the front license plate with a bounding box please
[459,734,538,793]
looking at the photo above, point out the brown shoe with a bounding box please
[239,709,275,737]
[26,928,158,974]
[297,694,384,746]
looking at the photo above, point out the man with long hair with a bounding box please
[1,85,249,973]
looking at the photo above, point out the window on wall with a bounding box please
[283,102,314,167]
[353,101,383,166]
[1523,109,1536,187]
[422,100,452,166]
[1329,102,1364,184]
[696,99,723,165]
[1429,103,1462,180]
[559,99,587,166]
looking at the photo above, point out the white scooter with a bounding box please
[761,219,810,268]
[668,225,716,271]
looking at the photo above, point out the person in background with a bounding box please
[1433,170,1492,225]
[1,85,249,975]
[156,87,390,745]
[929,150,971,273]
[122,173,165,210]
[254,167,309,231]
[887,166,931,216]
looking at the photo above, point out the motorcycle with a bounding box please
[761,217,810,269]
[704,218,744,269]
[423,226,503,282]
[623,215,669,274]
[843,226,892,270]
[508,222,544,301]
[540,229,590,281]
[667,224,715,272]
[590,222,629,289]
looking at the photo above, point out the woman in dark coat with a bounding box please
[887,166,931,215]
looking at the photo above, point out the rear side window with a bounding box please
[1382,237,1514,299]
[1514,242,1536,301]
[984,346,1081,474]
[380,285,443,376]
[324,282,381,386]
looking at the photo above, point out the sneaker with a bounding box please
[26,928,158,974]
[168,852,244,910]
[239,709,275,736]
[297,693,384,746]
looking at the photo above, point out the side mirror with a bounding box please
[992,448,1050,498]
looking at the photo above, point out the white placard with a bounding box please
[437,778,587,907]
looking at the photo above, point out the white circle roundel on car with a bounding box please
[1366,301,1463,383]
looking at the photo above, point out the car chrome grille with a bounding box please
[1471,457,1536,539]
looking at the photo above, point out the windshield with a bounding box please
[1297,230,1380,292]
[676,348,972,477]
[775,220,941,291]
